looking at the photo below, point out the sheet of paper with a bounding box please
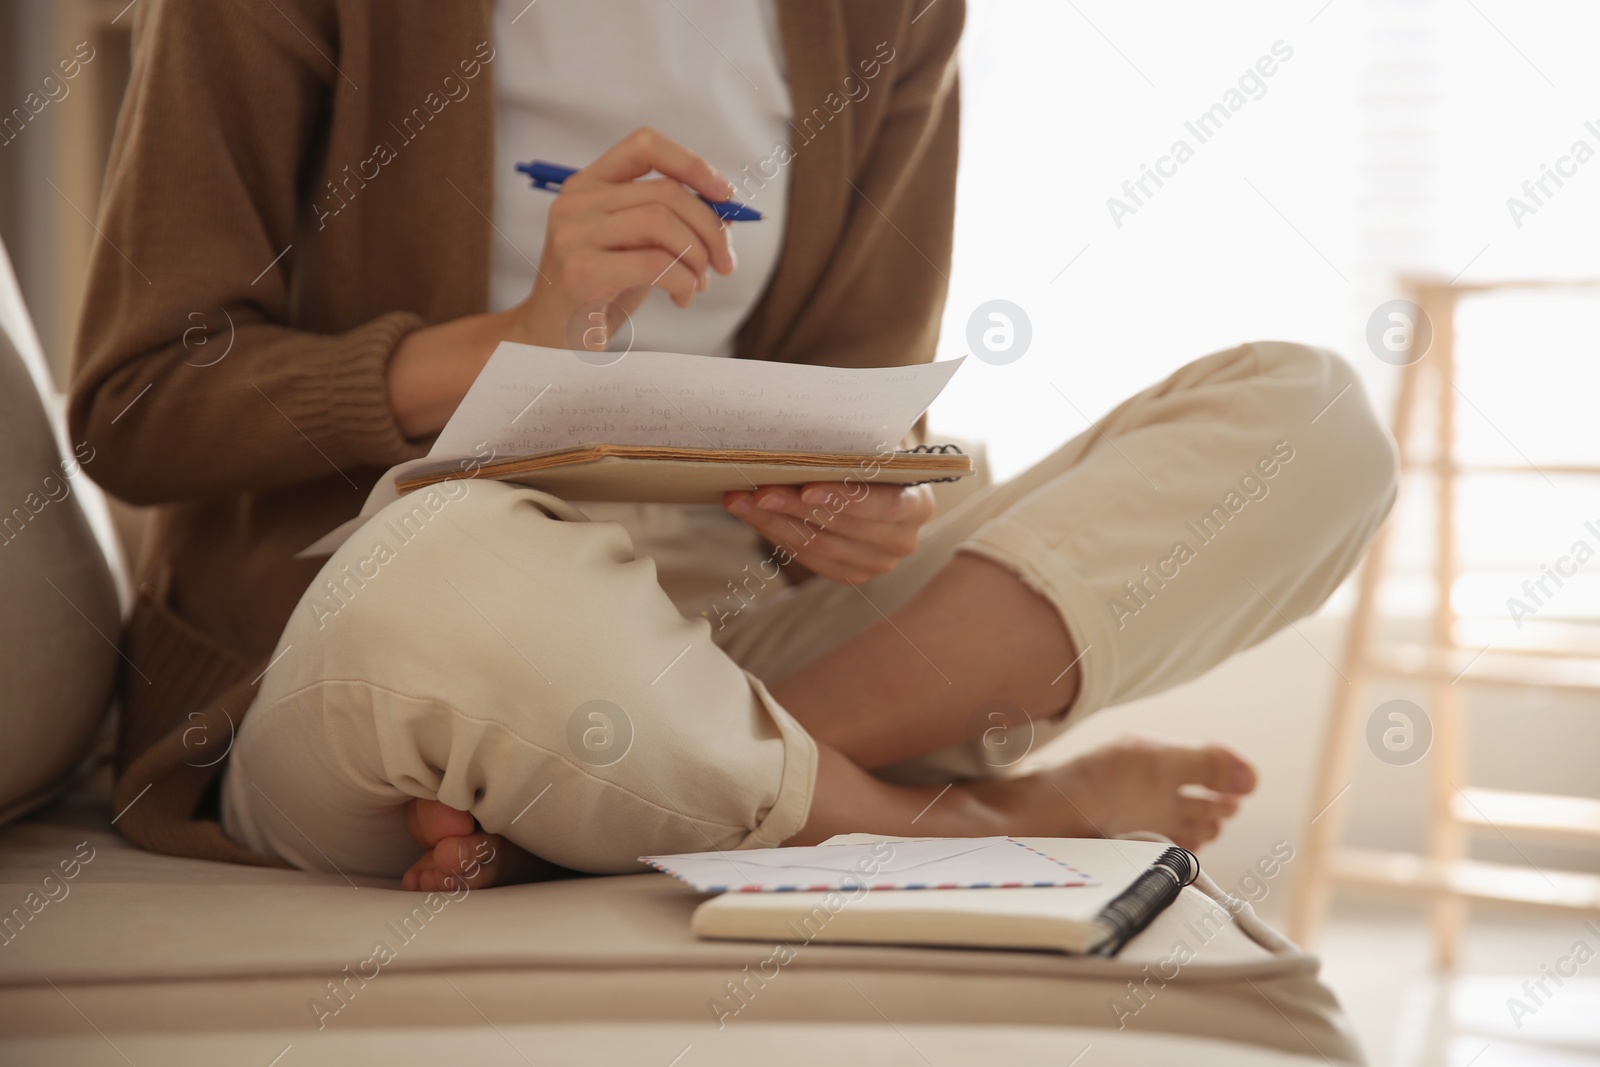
[640,838,1097,893]
[300,343,963,557]
[435,342,963,457]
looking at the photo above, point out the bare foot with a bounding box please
[978,733,1258,850]
[401,798,564,892]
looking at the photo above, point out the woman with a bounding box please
[71,0,1395,890]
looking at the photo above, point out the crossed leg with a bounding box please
[397,338,1400,891]
[776,552,1259,841]
[225,342,1394,891]
[399,551,1259,891]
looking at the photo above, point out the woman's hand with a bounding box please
[386,127,737,439]
[512,126,738,349]
[724,482,937,585]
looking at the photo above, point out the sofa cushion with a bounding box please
[0,1021,1336,1067]
[0,786,1363,1064]
[0,320,120,825]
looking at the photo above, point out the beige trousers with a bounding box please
[221,342,1397,877]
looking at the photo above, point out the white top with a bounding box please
[489,0,792,357]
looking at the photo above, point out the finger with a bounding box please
[796,482,936,525]
[741,486,925,555]
[726,504,822,560]
[566,180,735,274]
[729,487,856,543]
[780,507,923,555]
[736,508,902,580]
[745,521,878,585]
[592,204,711,286]
[728,490,846,534]
[742,483,838,518]
[749,483,905,525]
[576,248,703,308]
[569,126,734,205]
[785,525,905,578]
[748,485,860,526]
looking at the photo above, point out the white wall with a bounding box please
[1028,612,1600,923]
[931,0,1600,914]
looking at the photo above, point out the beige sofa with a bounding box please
[0,239,1364,1065]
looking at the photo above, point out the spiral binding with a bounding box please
[1088,846,1200,957]
[900,442,967,485]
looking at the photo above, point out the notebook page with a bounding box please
[300,344,963,557]
[434,342,964,456]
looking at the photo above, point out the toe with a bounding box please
[1164,740,1256,797]
[1171,794,1234,850]
[406,797,478,848]
[424,834,501,892]
[399,794,570,893]
[419,831,558,892]
[401,850,438,892]
[1207,744,1258,795]
[400,801,565,893]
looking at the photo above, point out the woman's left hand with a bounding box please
[724,482,937,584]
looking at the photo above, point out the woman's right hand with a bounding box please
[387,128,738,438]
[510,126,739,350]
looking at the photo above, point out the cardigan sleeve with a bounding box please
[68,0,426,508]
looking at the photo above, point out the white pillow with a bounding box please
[0,240,124,824]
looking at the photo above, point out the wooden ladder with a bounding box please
[1290,277,1600,968]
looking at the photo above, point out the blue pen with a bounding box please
[515,160,763,222]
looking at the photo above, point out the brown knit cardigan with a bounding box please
[68,0,963,865]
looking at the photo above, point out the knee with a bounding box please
[291,484,473,644]
[1247,341,1398,522]
[275,481,539,685]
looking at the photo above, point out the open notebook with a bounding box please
[685,837,1199,957]
[303,344,970,554]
